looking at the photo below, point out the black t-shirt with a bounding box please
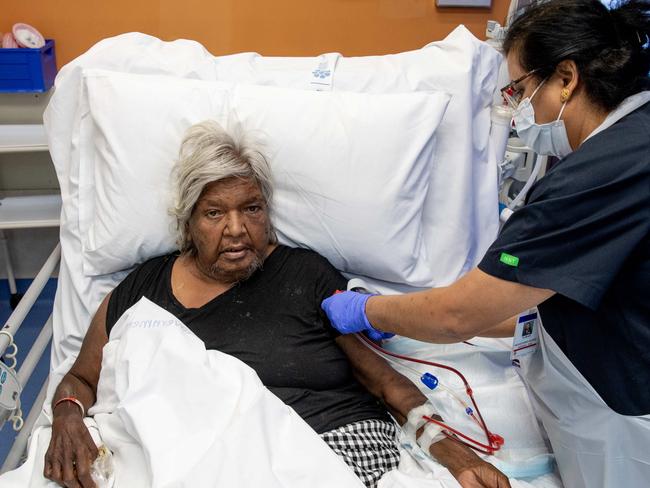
[106,245,388,433]
[479,102,650,416]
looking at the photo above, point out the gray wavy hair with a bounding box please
[170,120,276,253]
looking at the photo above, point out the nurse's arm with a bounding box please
[478,316,518,338]
[367,268,553,343]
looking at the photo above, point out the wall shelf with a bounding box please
[0,123,59,305]
[0,124,49,153]
[0,194,61,229]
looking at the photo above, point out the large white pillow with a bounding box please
[81,69,450,285]
[70,29,499,288]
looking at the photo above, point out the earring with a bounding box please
[560,88,570,103]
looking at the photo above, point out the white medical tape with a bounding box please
[403,403,437,439]
[416,421,446,454]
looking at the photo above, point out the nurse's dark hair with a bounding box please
[503,0,650,111]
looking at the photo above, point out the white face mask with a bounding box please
[512,79,573,158]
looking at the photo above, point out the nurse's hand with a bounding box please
[321,291,394,341]
[44,402,98,488]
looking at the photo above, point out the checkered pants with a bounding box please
[320,419,400,488]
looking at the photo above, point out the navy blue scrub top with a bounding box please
[479,101,650,416]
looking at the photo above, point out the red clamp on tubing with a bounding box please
[490,434,505,447]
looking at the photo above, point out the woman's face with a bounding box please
[188,177,274,284]
[507,50,565,125]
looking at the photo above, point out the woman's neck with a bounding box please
[565,96,609,150]
[171,254,233,309]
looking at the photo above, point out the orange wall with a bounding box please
[2,0,509,68]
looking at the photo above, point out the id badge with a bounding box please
[511,309,539,366]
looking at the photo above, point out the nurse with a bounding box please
[321,1,650,487]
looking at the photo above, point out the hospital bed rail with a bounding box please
[0,243,60,474]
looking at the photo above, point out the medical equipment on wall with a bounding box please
[486,14,550,225]
[485,20,506,47]
[499,141,547,223]
[347,279,504,456]
[490,104,514,176]
[491,99,548,224]
[485,19,542,224]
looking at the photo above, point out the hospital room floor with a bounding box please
[0,278,55,467]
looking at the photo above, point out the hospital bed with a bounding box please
[0,25,562,487]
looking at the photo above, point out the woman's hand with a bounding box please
[431,438,511,488]
[455,460,512,488]
[44,402,98,488]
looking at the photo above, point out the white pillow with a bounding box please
[81,69,450,285]
[73,29,499,287]
[81,71,231,275]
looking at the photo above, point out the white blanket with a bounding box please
[0,298,364,487]
[1,300,563,488]
[2,299,566,487]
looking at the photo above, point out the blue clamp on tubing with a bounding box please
[421,372,439,390]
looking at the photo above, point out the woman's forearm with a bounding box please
[379,374,429,425]
[51,372,97,418]
[51,292,111,418]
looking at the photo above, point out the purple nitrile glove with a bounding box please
[321,291,394,341]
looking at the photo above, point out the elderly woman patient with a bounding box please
[44,121,509,488]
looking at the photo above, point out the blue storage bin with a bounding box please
[0,39,57,93]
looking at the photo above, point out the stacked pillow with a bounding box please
[80,69,450,284]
